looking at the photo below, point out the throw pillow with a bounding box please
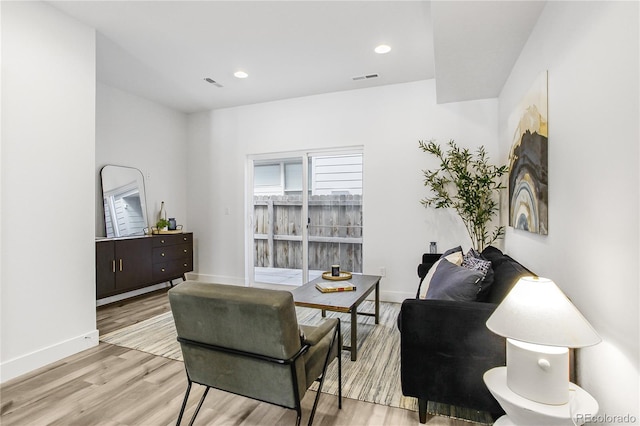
[462,249,492,277]
[461,248,495,301]
[442,245,463,257]
[480,245,506,266]
[425,259,484,301]
[418,247,464,299]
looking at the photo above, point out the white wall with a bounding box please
[1,1,98,382]
[96,83,188,237]
[498,1,639,421]
[187,80,499,301]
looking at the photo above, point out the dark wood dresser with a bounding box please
[96,233,193,299]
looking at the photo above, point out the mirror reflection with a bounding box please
[100,165,149,238]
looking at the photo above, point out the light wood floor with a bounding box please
[1,288,475,426]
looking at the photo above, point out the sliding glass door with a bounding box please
[252,156,308,285]
[248,149,363,286]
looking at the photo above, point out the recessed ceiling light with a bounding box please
[374,44,391,54]
[234,70,249,79]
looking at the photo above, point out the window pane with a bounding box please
[254,164,280,187]
[284,162,302,191]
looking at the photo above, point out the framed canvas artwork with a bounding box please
[508,71,549,235]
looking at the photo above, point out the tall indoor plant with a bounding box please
[419,139,508,251]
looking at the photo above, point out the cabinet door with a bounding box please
[115,238,153,291]
[96,240,116,299]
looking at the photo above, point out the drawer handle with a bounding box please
[161,253,165,257]
[161,268,166,272]
[183,237,187,241]
[184,263,188,267]
[161,239,165,244]
[183,249,187,253]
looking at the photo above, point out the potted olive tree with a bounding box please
[419,139,508,251]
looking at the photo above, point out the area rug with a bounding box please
[100,301,492,424]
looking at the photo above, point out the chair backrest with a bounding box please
[169,281,306,408]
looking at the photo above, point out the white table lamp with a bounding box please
[486,276,601,405]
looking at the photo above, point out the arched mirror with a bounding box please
[100,165,149,238]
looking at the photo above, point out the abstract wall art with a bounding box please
[508,71,548,235]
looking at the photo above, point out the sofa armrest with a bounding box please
[399,298,506,417]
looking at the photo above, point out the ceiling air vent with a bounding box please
[352,73,379,81]
[204,77,223,88]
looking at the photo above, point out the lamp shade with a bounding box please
[486,277,601,347]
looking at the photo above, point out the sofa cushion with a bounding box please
[425,259,484,301]
[481,246,535,304]
[481,245,507,267]
[418,247,463,299]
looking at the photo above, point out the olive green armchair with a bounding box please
[168,281,342,425]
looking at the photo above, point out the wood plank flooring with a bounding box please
[1,288,475,425]
[96,288,173,335]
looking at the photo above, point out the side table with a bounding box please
[484,367,598,425]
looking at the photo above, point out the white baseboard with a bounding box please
[96,282,173,306]
[0,329,99,384]
[380,290,414,304]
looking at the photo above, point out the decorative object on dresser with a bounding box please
[100,165,149,238]
[398,246,535,423]
[95,233,193,299]
[484,276,600,425]
[418,139,508,251]
[152,201,184,234]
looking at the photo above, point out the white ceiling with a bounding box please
[49,1,545,114]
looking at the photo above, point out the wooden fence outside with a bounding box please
[253,194,363,272]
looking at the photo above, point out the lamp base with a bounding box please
[484,367,598,426]
[506,338,569,405]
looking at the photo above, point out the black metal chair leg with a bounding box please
[187,386,210,426]
[308,320,342,425]
[337,321,342,409]
[295,408,302,426]
[176,381,193,426]
[308,382,322,426]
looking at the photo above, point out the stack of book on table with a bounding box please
[315,281,356,293]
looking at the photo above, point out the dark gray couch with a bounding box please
[398,246,534,423]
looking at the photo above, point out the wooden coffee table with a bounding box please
[291,274,381,361]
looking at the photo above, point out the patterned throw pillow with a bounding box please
[461,248,495,301]
[461,248,491,278]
